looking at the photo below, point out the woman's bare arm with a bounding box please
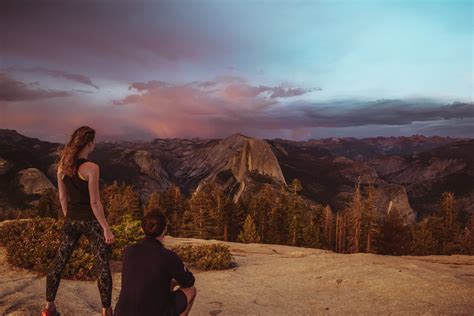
[87,163,114,244]
[57,167,68,217]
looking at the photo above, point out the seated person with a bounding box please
[115,209,197,316]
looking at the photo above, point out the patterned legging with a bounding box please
[46,219,112,308]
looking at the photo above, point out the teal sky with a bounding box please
[197,0,473,101]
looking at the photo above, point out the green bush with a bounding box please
[0,217,233,281]
[0,216,145,280]
[0,218,97,280]
[0,219,30,246]
[110,213,145,260]
[172,243,234,270]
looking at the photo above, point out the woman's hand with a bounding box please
[103,228,115,244]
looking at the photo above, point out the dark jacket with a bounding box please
[114,237,195,315]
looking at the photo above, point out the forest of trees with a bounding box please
[39,179,474,256]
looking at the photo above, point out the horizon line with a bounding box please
[1,128,472,145]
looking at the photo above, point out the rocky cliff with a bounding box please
[268,139,418,222]
[367,140,474,217]
[184,133,286,202]
[1,129,472,221]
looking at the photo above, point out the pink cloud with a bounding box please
[4,73,467,142]
[221,84,271,100]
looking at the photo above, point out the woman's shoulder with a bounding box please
[80,160,99,177]
[82,160,99,168]
[83,160,99,168]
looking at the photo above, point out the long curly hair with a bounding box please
[57,126,96,177]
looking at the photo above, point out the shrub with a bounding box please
[0,217,233,281]
[0,219,30,245]
[172,243,234,270]
[0,208,39,221]
[110,213,145,260]
[0,218,97,280]
[0,216,145,280]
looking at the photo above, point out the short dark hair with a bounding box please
[141,208,167,238]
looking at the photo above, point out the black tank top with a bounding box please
[62,158,96,221]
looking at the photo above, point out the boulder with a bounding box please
[375,182,416,224]
[15,168,55,195]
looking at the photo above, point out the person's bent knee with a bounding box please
[190,286,197,298]
[180,286,197,301]
[182,285,196,296]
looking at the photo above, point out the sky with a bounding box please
[0,0,472,142]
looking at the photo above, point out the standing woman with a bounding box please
[41,126,115,316]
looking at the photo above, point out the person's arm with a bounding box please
[169,251,195,288]
[88,163,114,244]
[56,167,68,217]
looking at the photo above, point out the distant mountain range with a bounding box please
[1,129,472,221]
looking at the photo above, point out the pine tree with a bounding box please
[425,214,445,254]
[188,183,219,239]
[228,198,247,242]
[144,191,160,215]
[102,181,122,223]
[179,200,194,238]
[238,214,261,243]
[438,191,462,254]
[377,206,410,255]
[103,182,142,225]
[457,214,474,254]
[158,184,186,236]
[122,185,142,219]
[104,182,125,225]
[409,218,438,255]
[289,178,303,194]
[209,183,236,241]
[102,181,121,210]
[361,183,380,253]
[347,180,363,253]
[285,179,305,246]
[335,209,348,253]
[440,192,456,230]
[320,204,334,250]
[267,199,287,245]
[302,214,321,248]
[248,185,274,243]
[266,188,280,244]
[217,189,239,241]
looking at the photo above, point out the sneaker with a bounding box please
[40,307,60,316]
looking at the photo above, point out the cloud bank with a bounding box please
[0,73,71,101]
[7,68,99,89]
[2,74,472,142]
